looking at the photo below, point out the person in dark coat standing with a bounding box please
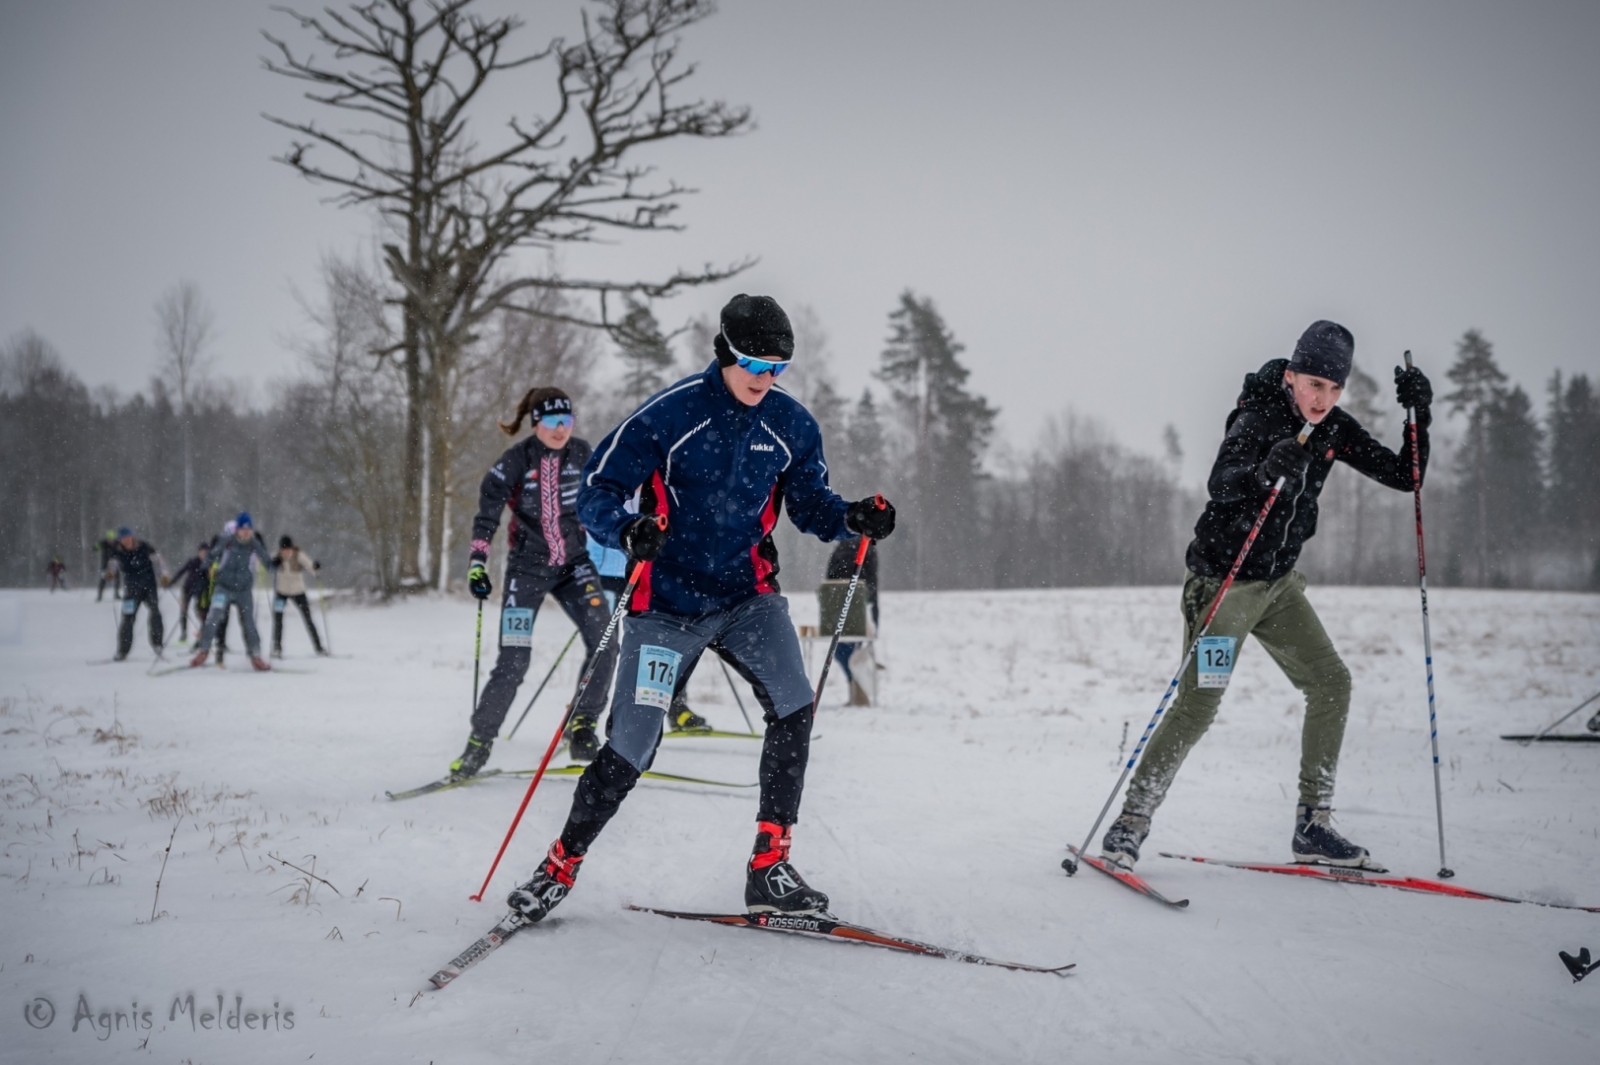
[169,542,212,643]
[1099,320,1433,874]
[109,528,169,660]
[94,529,118,601]
[449,387,619,778]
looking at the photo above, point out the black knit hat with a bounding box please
[534,392,572,419]
[1289,320,1354,387]
[279,535,294,549]
[714,294,794,367]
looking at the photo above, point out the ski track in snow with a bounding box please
[0,585,1596,1063]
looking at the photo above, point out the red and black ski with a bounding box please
[1065,846,1189,909]
[428,910,530,989]
[1159,853,1600,913]
[630,906,1073,974]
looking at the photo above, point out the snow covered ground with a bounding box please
[1,583,1596,1064]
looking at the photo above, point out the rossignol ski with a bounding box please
[428,910,530,988]
[1159,853,1600,912]
[629,906,1073,974]
[1065,846,1189,909]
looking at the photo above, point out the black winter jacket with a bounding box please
[1186,358,1430,581]
[110,541,166,598]
[171,555,210,598]
[470,436,594,572]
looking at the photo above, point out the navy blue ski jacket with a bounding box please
[578,361,851,617]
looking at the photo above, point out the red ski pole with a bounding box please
[812,495,885,713]
[1064,423,1312,875]
[469,517,664,902]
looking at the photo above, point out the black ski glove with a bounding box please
[467,560,492,600]
[1257,437,1311,492]
[1394,365,1432,411]
[844,495,896,541]
[620,515,669,562]
[313,560,322,571]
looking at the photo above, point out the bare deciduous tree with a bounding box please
[263,0,752,588]
[288,255,409,593]
[154,281,216,516]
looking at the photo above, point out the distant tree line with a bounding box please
[777,300,1600,594]
[3,292,1595,593]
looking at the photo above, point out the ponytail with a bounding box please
[499,386,572,436]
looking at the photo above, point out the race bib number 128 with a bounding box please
[500,607,534,648]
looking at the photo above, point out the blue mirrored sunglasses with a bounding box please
[539,413,575,430]
[734,354,790,377]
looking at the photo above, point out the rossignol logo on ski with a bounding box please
[756,914,822,932]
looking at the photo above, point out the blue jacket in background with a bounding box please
[585,534,628,579]
[579,361,851,617]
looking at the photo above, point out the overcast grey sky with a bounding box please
[3,0,1597,481]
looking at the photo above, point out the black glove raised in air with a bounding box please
[1257,437,1311,492]
[844,495,896,541]
[1394,365,1432,411]
[620,515,669,562]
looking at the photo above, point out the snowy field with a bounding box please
[1,583,1596,1064]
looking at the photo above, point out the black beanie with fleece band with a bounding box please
[1288,320,1354,387]
[714,293,794,367]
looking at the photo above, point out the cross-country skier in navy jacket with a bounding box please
[503,294,898,924]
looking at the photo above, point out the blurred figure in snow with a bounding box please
[271,535,325,657]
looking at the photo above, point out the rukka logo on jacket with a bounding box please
[749,442,775,452]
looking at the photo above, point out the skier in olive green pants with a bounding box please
[1102,321,1433,872]
[1123,571,1350,821]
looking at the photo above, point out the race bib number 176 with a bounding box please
[634,644,682,710]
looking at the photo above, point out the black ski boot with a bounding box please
[449,736,493,780]
[1292,805,1383,870]
[507,840,583,923]
[669,692,711,733]
[745,822,830,915]
[1099,812,1151,870]
[566,714,601,763]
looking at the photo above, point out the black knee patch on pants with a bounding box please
[757,704,813,826]
[560,745,641,855]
